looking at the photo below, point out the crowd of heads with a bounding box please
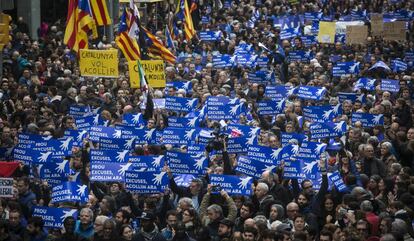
[0,0,414,241]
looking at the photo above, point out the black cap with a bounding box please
[138,212,156,221]
[219,218,234,227]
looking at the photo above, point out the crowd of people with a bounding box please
[0,0,414,241]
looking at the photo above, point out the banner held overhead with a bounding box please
[79,49,119,77]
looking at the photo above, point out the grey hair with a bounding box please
[381,142,393,151]
[360,200,373,212]
[256,183,269,193]
[178,197,193,208]
[95,215,109,224]
[80,208,94,220]
[207,204,223,215]
[391,218,408,234]
[67,87,77,95]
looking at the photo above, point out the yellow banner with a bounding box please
[79,49,119,77]
[128,60,166,88]
[318,22,336,44]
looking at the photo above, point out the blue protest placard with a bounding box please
[69,105,90,117]
[165,96,198,113]
[13,147,65,165]
[206,96,246,120]
[283,159,303,179]
[90,149,130,163]
[187,144,206,156]
[256,57,269,68]
[296,141,327,161]
[36,160,70,185]
[125,171,169,194]
[296,86,326,101]
[212,54,236,68]
[247,145,281,165]
[153,98,166,109]
[332,61,360,77]
[288,50,311,62]
[391,59,408,72]
[265,85,295,100]
[354,78,376,91]
[116,126,157,145]
[351,113,383,127]
[199,31,222,41]
[162,127,197,145]
[309,121,347,139]
[32,206,78,228]
[51,182,89,203]
[122,113,146,127]
[279,144,300,161]
[303,104,342,123]
[227,137,249,154]
[18,134,73,155]
[75,114,104,129]
[257,99,286,115]
[166,81,192,93]
[98,137,135,150]
[338,92,366,103]
[227,124,261,138]
[168,116,200,128]
[281,132,308,146]
[235,156,277,179]
[90,162,132,182]
[165,151,207,175]
[248,71,274,84]
[301,35,317,47]
[210,174,253,196]
[64,129,88,147]
[129,155,165,172]
[381,79,400,93]
[304,12,323,22]
[328,171,348,192]
[89,126,120,142]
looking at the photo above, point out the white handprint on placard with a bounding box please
[334,122,345,132]
[38,152,52,162]
[246,135,256,145]
[55,160,68,174]
[113,130,122,138]
[276,99,285,111]
[152,156,163,167]
[60,209,77,221]
[144,129,155,141]
[316,87,326,96]
[42,136,53,141]
[185,129,195,141]
[315,143,326,154]
[372,114,383,125]
[238,177,252,189]
[323,110,333,120]
[77,130,87,142]
[118,163,133,176]
[186,98,197,108]
[262,165,277,172]
[124,137,136,149]
[194,157,206,170]
[76,185,87,196]
[249,127,260,137]
[302,160,318,174]
[60,137,73,151]
[152,172,166,185]
[132,113,142,124]
[93,114,100,125]
[333,104,341,114]
[230,103,242,115]
[187,117,198,127]
[116,150,129,162]
[271,148,282,160]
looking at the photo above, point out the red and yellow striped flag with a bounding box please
[90,0,112,25]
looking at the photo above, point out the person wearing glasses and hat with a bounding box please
[133,212,166,241]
